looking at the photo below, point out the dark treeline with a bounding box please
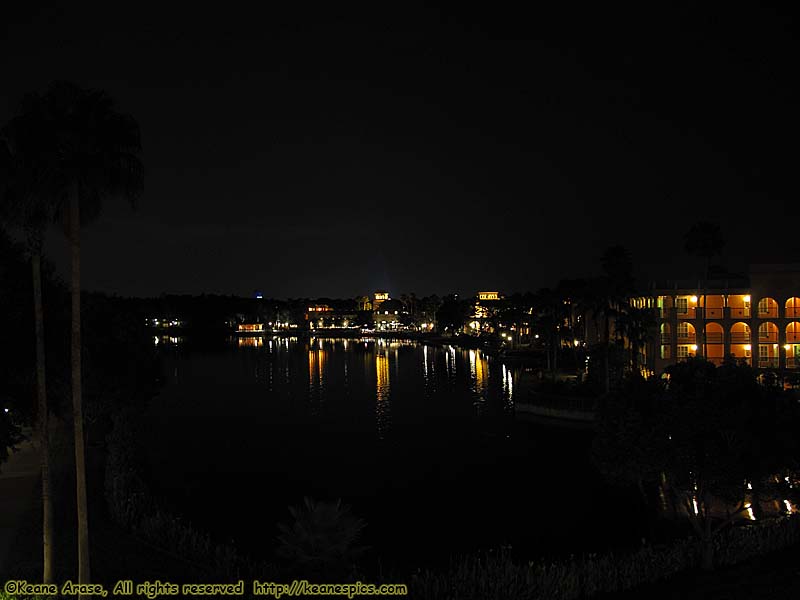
[0,226,161,581]
[0,225,159,446]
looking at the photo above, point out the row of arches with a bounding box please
[661,322,800,343]
[655,296,800,318]
[742,297,800,318]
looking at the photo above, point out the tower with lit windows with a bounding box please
[373,291,389,311]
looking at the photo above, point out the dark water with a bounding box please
[143,337,644,569]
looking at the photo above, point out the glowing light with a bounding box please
[691,344,698,351]
[747,482,753,490]
[744,344,751,351]
[3,408,8,413]
[785,344,792,351]
[784,500,793,514]
[153,336,160,345]
[745,503,755,520]
[692,498,699,515]
[744,295,751,302]
[690,296,698,303]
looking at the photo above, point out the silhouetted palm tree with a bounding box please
[533,287,564,374]
[1,108,57,583]
[9,81,143,590]
[276,497,368,578]
[616,305,657,374]
[684,222,726,359]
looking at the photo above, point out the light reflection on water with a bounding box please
[166,337,517,437]
[154,334,184,346]
[147,337,652,568]
[307,344,326,414]
[375,350,391,439]
[469,349,488,413]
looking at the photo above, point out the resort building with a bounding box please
[640,264,800,373]
[306,304,357,329]
[373,291,390,311]
[470,291,502,333]
[373,298,407,330]
[478,291,501,301]
[237,322,264,333]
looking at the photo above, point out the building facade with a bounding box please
[641,265,800,374]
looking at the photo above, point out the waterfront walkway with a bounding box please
[0,433,40,576]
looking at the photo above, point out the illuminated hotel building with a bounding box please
[373,291,390,311]
[470,291,503,333]
[640,265,800,373]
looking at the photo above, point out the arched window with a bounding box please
[758,297,778,318]
[786,298,800,318]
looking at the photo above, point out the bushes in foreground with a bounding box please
[106,406,800,597]
[410,516,800,600]
[104,407,274,580]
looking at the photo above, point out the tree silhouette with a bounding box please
[7,81,143,591]
[276,497,368,578]
[684,222,726,359]
[1,102,58,583]
[593,359,800,570]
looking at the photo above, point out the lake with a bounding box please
[143,336,645,570]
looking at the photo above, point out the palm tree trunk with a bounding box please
[70,189,91,589]
[32,251,54,583]
[702,256,709,360]
[604,313,610,393]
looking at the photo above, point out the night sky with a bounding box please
[2,5,798,298]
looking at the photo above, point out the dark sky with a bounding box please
[2,5,798,298]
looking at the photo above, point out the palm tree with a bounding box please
[276,497,368,578]
[684,222,726,359]
[533,287,563,374]
[9,81,143,589]
[1,108,57,583]
[573,247,637,392]
[616,305,657,375]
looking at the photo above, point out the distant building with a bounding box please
[307,304,333,314]
[237,323,264,333]
[306,303,358,329]
[373,298,407,331]
[373,291,390,311]
[147,317,185,329]
[470,291,504,333]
